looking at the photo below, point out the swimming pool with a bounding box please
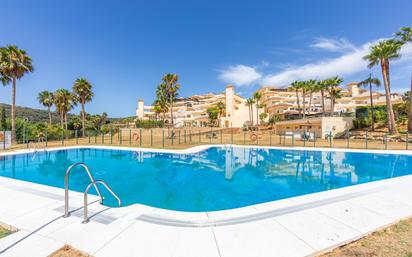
[0,146,411,211]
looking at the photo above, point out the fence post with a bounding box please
[407,133,409,150]
[243,131,246,145]
[292,133,295,147]
[365,130,368,149]
[62,130,64,146]
[102,131,105,144]
[385,133,388,150]
[184,130,186,144]
[189,130,192,142]
[231,128,233,144]
[270,131,272,146]
[45,129,48,148]
[75,130,78,144]
[3,129,5,149]
[198,130,201,143]
[171,130,174,145]
[129,129,132,145]
[140,128,142,146]
[162,129,165,147]
[220,129,223,144]
[209,127,212,144]
[303,132,306,147]
[346,131,350,148]
[329,131,332,148]
[151,129,153,147]
[110,129,113,145]
[94,132,97,144]
[179,130,181,144]
[88,133,91,144]
[313,131,316,147]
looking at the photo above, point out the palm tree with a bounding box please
[216,101,225,127]
[395,27,412,132]
[246,98,255,125]
[357,75,381,131]
[37,91,54,125]
[306,79,318,116]
[326,76,343,115]
[300,81,308,118]
[395,26,412,43]
[153,104,162,121]
[53,89,77,131]
[72,78,93,137]
[0,45,34,144]
[363,39,402,134]
[289,81,302,118]
[253,92,262,125]
[161,73,180,127]
[318,79,330,116]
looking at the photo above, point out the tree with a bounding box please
[259,112,268,124]
[306,79,318,116]
[326,76,344,115]
[395,27,412,132]
[289,81,302,118]
[153,104,162,121]
[363,39,402,134]
[160,73,180,127]
[253,92,262,125]
[0,106,6,130]
[357,75,381,130]
[0,45,34,144]
[216,101,226,127]
[206,106,219,126]
[72,78,93,137]
[53,89,77,131]
[300,81,308,118]
[37,91,54,125]
[246,98,255,125]
[318,79,330,116]
[409,75,412,132]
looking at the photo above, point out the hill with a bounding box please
[0,103,75,123]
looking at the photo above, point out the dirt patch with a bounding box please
[47,245,92,257]
[319,218,412,257]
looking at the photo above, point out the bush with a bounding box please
[135,119,164,128]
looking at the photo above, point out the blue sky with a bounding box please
[1,0,411,117]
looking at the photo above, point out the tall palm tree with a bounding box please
[37,91,54,125]
[318,79,329,116]
[253,92,262,125]
[289,81,302,118]
[300,81,308,119]
[326,76,343,115]
[72,78,93,137]
[246,98,255,125]
[216,101,225,126]
[306,79,318,116]
[363,39,402,134]
[53,89,77,131]
[395,27,412,132]
[357,75,381,131]
[161,73,180,127]
[0,45,34,144]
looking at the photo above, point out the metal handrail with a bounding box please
[64,162,104,218]
[82,180,121,224]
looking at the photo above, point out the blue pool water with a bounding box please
[0,147,411,211]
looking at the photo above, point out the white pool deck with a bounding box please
[0,145,412,257]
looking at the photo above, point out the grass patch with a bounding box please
[0,226,13,239]
[319,217,412,257]
[48,245,91,257]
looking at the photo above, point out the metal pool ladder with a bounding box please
[63,162,121,221]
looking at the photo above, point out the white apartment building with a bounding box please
[258,83,403,118]
[136,85,254,128]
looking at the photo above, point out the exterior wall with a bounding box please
[274,117,354,139]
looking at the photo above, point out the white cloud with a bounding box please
[262,41,374,86]
[218,65,262,87]
[310,37,356,52]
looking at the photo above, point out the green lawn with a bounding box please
[0,226,12,239]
